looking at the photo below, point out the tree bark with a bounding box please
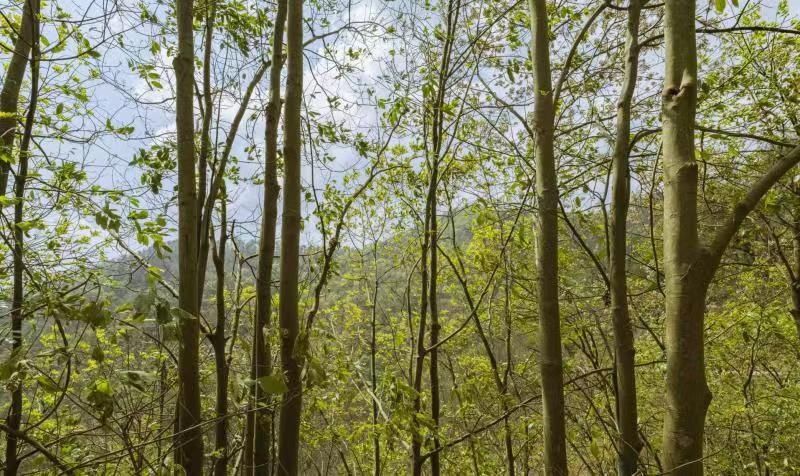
[411,191,432,476]
[428,153,441,476]
[173,0,204,471]
[211,198,229,476]
[609,0,643,473]
[528,0,567,473]
[5,2,39,473]
[791,212,800,337]
[277,0,303,472]
[659,0,800,471]
[246,0,287,472]
[370,252,381,476]
[0,0,35,198]
[660,0,710,468]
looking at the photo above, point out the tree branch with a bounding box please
[705,146,800,276]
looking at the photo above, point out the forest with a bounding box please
[0,0,799,474]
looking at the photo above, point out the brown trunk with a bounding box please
[246,0,287,472]
[0,0,35,197]
[428,157,441,476]
[411,194,432,476]
[609,1,643,474]
[173,0,204,471]
[371,277,381,476]
[5,2,39,473]
[277,0,303,472]
[528,0,567,473]
[211,199,229,476]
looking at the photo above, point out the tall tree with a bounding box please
[527,0,567,473]
[210,194,230,476]
[609,0,643,473]
[4,1,39,473]
[246,0,288,471]
[277,0,304,473]
[660,0,800,472]
[173,0,204,471]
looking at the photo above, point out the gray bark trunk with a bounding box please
[661,0,800,470]
[528,0,567,473]
[660,0,711,468]
[609,1,643,473]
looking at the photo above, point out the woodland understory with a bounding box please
[1,0,800,474]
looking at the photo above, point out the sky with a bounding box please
[1,0,799,263]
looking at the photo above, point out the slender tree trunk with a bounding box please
[277,0,303,472]
[609,1,643,474]
[0,0,35,197]
[504,416,515,476]
[428,163,441,476]
[370,266,381,476]
[197,0,215,256]
[527,0,567,473]
[660,0,710,472]
[246,0,287,471]
[5,3,39,473]
[211,199,229,476]
[528,0,567,473]
[411,196,432,476]
[791,210,800,337]
[173,0,204,471]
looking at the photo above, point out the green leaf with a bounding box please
[714,0,726,13]
[91,345,105,363]
[155,301,172,324]
[258,375,289,394]
[171,307,197,321]
[86,379,114,420]
[37,376,61,393]
[81,301,112,328]
[117,370,156,392]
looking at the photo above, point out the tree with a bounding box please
[246,0,287,470]
[527,0,567,473]
[277,0,304,472]
[608,0,643,473]
[4,1,39,473]
[173,0,204,471]
[660,0,800,472]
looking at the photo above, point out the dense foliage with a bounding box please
[0,0,799,474]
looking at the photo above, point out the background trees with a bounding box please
[0,0,799,474]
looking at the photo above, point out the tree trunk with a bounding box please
[528,0,567,473]
[609,0,643,473]
[173,0,204,471]
[0,0,35,197]
[211,199,229,476]
[428,155,441,476]
[277,0,304,472]
[5,3,39,473]
[370,275,381,476]
[660,0,711,472]
[660,3,800,463]
[411,192,432,476]
[246,0,287,473]
[791,213,800,338]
